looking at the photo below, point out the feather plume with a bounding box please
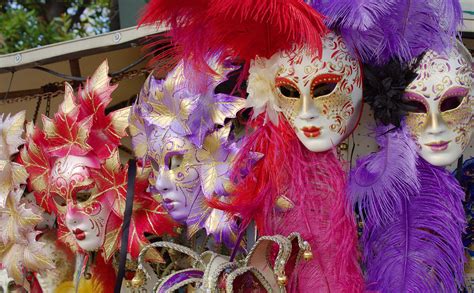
[139,0,327,70]
[349,124,419,225]
[318,0,462,64]
[213,116,363,292]
[314,0,396,31]
[363,158,465,292]
[353,124,466,292]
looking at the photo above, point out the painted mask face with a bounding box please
[273,33,363,152]
[50,155,114,251]
[405,42,473,166]
[147,129,200,223]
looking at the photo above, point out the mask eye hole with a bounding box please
[403,99,428,113]
[168,154,184,170]
[402,93,428,113]
[277,84,300,99]
[53,194,67,207]
[440,96,465,112]
[312,83,338,97]
[76,189,92,203]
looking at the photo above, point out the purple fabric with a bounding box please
[350,124,466,292]
[157,270,204,293]
[314,0,462,64]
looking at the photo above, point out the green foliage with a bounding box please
[0,1,112,54]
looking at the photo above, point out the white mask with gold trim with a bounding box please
[247,32,363,152]
[404,42,473,166]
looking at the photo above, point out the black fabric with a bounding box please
[456,155,464,182]
[114,159,136,292]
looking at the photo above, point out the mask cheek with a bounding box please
[314,93,355,136]
[278,97,300,126]
[405,113,428,146]
[65,201,111,251]
[441,98,472,150]
[65,207,89,230]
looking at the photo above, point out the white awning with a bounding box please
[462,0,474,32]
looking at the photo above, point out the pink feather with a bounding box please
[214,116,364,292]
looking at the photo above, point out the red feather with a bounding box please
[139,0,327,71]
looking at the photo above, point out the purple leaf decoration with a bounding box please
[363,158,465,292]
[139,75,200,137]
[349,123,419,225]
[187,102,214,148]
[187,92,245,148]
[183,56,245,147]
[317,0,463,64]
[186,196,241,249]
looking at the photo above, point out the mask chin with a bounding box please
[295,128,336,152]
[419,138,467,167]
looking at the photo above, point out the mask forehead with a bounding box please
[405,43,473,166]
[276,34,361,96]
[147,128,196,170]
[273,32,363,152]
[50,155,98,200]
[407,47,472,99]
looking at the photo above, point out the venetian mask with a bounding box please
[50,155,114,251]
[130,59,245,247]
[404,42,473,166]
[147,129,200,223]
[247,32,363,152]
[21,61,131,258]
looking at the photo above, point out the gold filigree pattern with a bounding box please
[317,92,355,135]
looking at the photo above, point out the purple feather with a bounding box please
[316,0,462,64]
[313,0,396,31]
[349,124,419,225]
[363,158,465,292]
[351,124,466,292]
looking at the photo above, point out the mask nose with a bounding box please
[425,112,448,136]
[155,172,174,194]
[299,94,319,121]
[65,203,80,227]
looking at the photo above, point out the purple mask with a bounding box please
[130,59,245,247]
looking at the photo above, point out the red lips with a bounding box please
[425,141,450,152]
[163,198,175,211]
[73,228,86,240]
[301,126,321,138]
